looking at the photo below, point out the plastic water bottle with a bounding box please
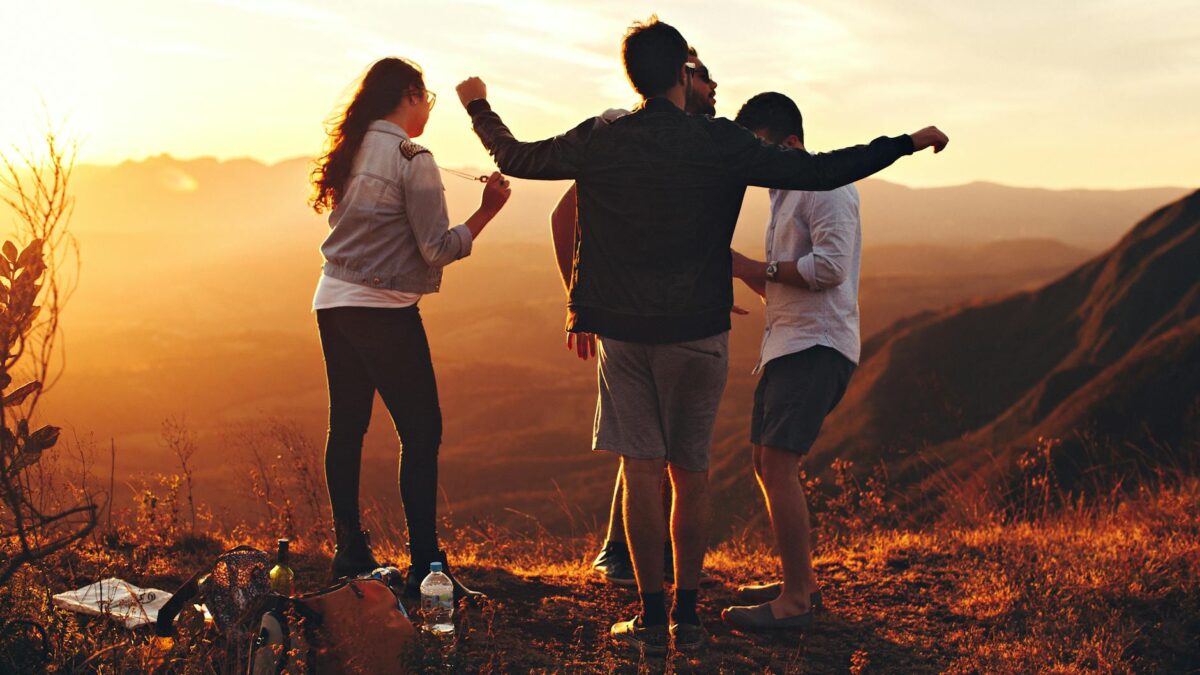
[420,562,454,635]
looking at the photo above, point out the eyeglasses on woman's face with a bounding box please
[407,88,436,110]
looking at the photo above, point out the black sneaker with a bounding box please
[670,621,709,652]
[592,541,636,586]
[610,616,668,656]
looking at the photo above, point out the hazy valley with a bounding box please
[41,155,1194,536]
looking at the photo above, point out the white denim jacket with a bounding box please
[320,120,473,293]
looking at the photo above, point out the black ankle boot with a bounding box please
[330,526,382,581]
[404,549,485,603]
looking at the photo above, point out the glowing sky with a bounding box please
[2,0,1197,188]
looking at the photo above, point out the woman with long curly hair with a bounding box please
[311,57,510,600]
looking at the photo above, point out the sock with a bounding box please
[672,588,700,625]
[639,591,668,626]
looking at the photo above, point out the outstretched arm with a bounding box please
[458,77,589,180]
[723,121,948,191]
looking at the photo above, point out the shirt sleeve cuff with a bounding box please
[466,99,492,117]
[896,134,916,155]
[796,255,821,291]
[451,223,474,259]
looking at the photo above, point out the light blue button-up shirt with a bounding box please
[756,183,862,372]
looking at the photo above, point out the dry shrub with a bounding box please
[161,416,199,535]
[0,128,94,588]
[224,417,329,548]
[817,458,899,538]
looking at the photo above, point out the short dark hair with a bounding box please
[734,92,805,145]
[622,16,689,98]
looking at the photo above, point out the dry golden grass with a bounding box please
[3,467,1198,673]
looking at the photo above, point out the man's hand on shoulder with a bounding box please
[910,126,949,153]
[457,77,488,109]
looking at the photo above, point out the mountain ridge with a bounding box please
[71,154,1189,249]
[812,189,1200,497]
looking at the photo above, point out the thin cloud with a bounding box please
[110,36,231,59]
[194,0,344,24]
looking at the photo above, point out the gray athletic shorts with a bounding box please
[751,345,855,455]
[592,332,729,472]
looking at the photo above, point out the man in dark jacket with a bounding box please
[552,45,723,592]
[456,16,948,654]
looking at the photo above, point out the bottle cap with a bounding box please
[430,562,443,573]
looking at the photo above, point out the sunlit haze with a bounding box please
[2,0,1198,188]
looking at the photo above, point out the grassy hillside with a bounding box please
[815,190,1200,503]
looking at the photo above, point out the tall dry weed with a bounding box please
[0,128,95,588]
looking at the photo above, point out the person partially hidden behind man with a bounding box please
[456,16,948,654]
[549,45,723,591]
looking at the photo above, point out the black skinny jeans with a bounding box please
[317,305,442,562]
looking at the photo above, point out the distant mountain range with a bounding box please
[71,155,1188,251]
[852,180,1189,248]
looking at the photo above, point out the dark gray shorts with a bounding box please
[751,345,856,455]
[592,332,729,472]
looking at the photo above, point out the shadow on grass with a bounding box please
[440,562,942,673]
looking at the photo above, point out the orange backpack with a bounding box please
[249,578,415,674]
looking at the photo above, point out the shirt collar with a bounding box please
[641,97,686,114]
[368,119,410,139]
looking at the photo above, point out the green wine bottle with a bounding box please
[269,538,295,596]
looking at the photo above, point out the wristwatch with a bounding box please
[765,261,779,282]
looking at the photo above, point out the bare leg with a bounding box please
[661,469,673,566]
[660,470,673,525]
[667,464,709,591]
[605,469,626,544]
[755,444,817,617]
[621,457,667,593]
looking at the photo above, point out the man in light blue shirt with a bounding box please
[725,92,865,630]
